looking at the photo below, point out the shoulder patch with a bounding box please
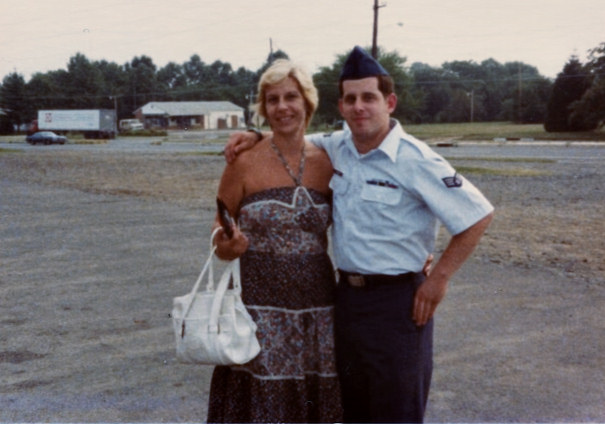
[442,172,463,188]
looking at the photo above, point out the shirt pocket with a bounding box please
[329,173,349,195]
[360,183,402,205]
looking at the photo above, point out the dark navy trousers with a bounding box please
[334,273,433,423]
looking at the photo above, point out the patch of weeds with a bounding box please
[71,139,109,145]
[0,147,21,154]
[176,151,224,156]
[457,166,551,177]
[448,156,556,164]
[0,350,47,364]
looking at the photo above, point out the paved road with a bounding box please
[3,135,604,160]
[0,137,224,154]
[434,141,605,162]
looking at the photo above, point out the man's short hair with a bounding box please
[338,75,395,98]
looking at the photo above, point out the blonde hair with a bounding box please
[254,59,318,127]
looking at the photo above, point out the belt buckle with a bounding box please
[347,274,366,287]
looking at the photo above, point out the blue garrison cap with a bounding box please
[339,46,389,81]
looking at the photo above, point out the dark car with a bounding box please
[26,131,68,145]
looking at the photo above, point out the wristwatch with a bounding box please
[246,127,263,142]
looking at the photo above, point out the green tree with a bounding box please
[379,47,417,122]
[478,58,506,121]
[313,55,343,126]
[544,56,591,132]
[409,58,552,124]
[125,55,157,112]
[0,72,29,131]
[0,110,13,134]
[205,60,237,101]
[65,53,105,109]
[518,76,551,123]
[27,70,68,111]
[409,63,452,123]
[0,48,557,129]
[157,62,187,100]
[436,60,484,123]
[569,42,605,130]
[183,54,208,87]
[495,62,548,123]
[96,60,129,118]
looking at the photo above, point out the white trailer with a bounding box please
[37,109,116,138]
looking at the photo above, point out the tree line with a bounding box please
[1,43,603,134]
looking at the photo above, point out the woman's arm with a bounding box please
[213,159,249,260]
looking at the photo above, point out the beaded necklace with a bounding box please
[269,137,305,186]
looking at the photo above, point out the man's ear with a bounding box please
[386,93,397,113]
[338,98,345,117]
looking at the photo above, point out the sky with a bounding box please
[1,0,604,82]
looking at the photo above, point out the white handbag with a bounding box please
[171,231,261,365]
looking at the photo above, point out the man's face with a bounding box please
[338,77,397,152]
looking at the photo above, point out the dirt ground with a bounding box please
[1,145,604,422]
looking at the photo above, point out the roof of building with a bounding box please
[136,101,244,116]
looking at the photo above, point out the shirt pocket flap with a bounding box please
[361,184,401,205]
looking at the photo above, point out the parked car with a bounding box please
[26,131,68,145]
[119,119,144,131]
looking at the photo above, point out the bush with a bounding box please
[0,115,14,135]
[119,129,167,137]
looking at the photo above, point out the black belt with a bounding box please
[338,269,417,288]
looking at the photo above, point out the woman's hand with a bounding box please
[213,225,249,260]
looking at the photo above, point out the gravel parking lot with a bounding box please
[1,142,604,422]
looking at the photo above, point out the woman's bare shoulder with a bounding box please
[230,140,270,170]
[305,140,329,157]
[305,141,332,166]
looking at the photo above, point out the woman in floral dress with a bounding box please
[207,59,342,423]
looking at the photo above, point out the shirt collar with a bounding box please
[341,119,406,162]
[378,119,405,163]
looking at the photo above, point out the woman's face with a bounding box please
[264,77,307,137]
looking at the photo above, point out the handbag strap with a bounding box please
[205,227,242,295]
[208,258,241,333]
[205,227,222,292]
[181,227,221,320]
[182,228,243,327]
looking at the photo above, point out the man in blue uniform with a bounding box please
[223,46,494,423]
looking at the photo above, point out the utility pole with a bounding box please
[269,38,274,62]
[517,62,523,123]
[110,95,118,133]
[469,89,474,123]
[372,0,386,58]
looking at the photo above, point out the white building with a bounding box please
[134,101,245,130]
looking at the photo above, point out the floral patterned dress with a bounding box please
[207,185,342,423]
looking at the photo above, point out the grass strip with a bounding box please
[457,166,551,176]
[447,156,556,163]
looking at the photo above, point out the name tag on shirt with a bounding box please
[361,180,401,205]
[366,179,398,189]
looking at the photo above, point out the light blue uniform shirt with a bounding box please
[308,120,494,275]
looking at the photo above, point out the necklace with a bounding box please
[269,137,306,186]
